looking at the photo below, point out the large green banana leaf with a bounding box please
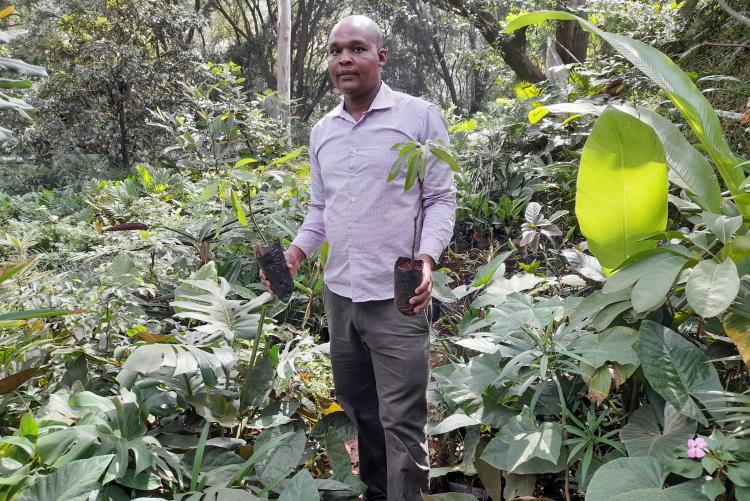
[506,11,746,206]
[576,106,667,270]
[545,103,722,213]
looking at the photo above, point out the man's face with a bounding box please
[327,23,387,99]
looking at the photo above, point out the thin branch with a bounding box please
[212,0,248,40]
[716,0,750,29]
[702,41,750,49]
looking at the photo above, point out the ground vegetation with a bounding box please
[1,1,750,500]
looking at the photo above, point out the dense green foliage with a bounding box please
[2,1,750,500]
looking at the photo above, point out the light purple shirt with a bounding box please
[291,83,456,302]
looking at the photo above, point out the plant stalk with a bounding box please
[246,186,268,245]
[249,306,267,370]
[411,180,424,266]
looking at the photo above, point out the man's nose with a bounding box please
[339,49,353,64]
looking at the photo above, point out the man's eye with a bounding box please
[354,47,364,53]
[330,48,340,55]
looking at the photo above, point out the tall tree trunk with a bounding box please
[407,0,461,110]
[496,28,545,82]
[468,31,487,114]
[277,0,291,122]
[109,78,131,169]
[425,0,545,82]
[430,35,460,109]
[116,98,130,169]
[555,0,588,64]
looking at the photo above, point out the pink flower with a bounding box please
[687,437,708,459]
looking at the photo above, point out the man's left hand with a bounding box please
[410,255,434,315]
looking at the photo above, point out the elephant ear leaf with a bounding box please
[575,106,668,270]
[19,455,113,501]
[586,456,707,501]
[639,321,722,426]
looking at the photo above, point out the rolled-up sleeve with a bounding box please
[291,128,326,258]
[418,105,456,264]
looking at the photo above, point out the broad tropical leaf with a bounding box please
[620,404,696,460]
[506,11,747,203]
[586,457,707,501]
[171,278,271,342]
[723,312,750,373]
[428,413,481,435]
[324,430,367,494]
[480,407,564,474]
[639,321,722,425]
[575,106,667,269]
[569,326,639,367]
[702,213,742,244]
[279,468,320,501]
[254,426,307,485]
[116,344,235,391]
[627,106,722,212]
[545,102,722,212]
[629,254,686,313]
[0,57,47,77]
[686,258,740,318]
[19,454,113,501]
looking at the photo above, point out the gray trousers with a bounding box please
[323,286,430,501]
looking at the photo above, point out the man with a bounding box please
[261,15,456,501]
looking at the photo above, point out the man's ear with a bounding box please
[378,48,388,68]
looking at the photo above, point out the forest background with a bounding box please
[1,0,750,500]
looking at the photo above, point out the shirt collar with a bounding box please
[328,82,395,119]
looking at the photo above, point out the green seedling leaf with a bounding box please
[471,251,512,287]
[404,151,419,191]
[231,190,248,228]
[18,413,38,442]
[429,145,460,172]
[387,157,402,182]
[268,148,302,166]
[235,157,258,168]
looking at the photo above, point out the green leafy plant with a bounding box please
[388,139,460,265]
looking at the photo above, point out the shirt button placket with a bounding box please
[347,127,355,297]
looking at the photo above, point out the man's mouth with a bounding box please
[337,71,357,78]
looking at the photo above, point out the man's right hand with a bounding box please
[259,244,305,295]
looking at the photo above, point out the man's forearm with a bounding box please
[288,244,307,262]
[417,254,434,268]
[419,192,456,266]
[290,204,326,258]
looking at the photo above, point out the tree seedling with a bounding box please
[387,139,460,315]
